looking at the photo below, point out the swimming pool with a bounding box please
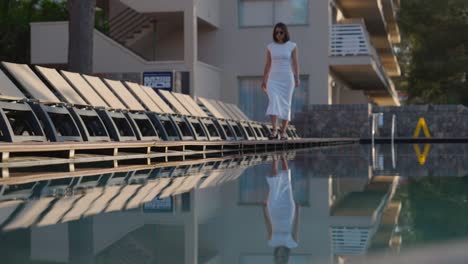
[0,143,467,264]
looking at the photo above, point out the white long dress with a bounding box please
[266,41,296,121]
[266,169,298,249]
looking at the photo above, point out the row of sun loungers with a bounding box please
[0,154,272,230]
[0,61,299,143]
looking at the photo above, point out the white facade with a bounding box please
[30,0,402,121]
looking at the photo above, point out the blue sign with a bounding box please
[143,196,173,213]
[143,72,173,91]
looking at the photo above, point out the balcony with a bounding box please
[335,0,401,77]
[382,0,401,43]
[330,23,399,106]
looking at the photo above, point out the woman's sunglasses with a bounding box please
[275,30,284,36]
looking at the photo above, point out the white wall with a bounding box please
[93,211,144,254]
[340,89,371,104]
[31,223,69,262]
[196,0,221,28]
[218,0,331,105]
[30,22,189,74]
[30,22,69,64]
[119,0,189,13]
[194,61,221,99]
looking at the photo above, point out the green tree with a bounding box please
[0,0,68,63]
[397,0,468,104]
[396,176,468,246]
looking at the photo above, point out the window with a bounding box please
[239,0,309,27]
[238,76,308,122]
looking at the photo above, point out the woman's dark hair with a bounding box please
[273,22,290,43]
[274,246,291,264]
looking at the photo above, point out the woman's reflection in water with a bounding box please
[263,154,299,264]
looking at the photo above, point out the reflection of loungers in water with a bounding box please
[263,156,299,264]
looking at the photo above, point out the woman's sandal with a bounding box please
[280,133,288,140]
[268,133,279,140]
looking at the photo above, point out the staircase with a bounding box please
[109,7,154,47]
[97,234,155,264]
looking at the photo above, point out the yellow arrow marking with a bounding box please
[413,144,431,165]
[413,117,431,138]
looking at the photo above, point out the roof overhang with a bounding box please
[382,0,401,44]
[330,55,388,91]
[330,55,400,106]
[336,0,401,77]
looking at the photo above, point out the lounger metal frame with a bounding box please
[103,78,160,142]
[62,71,142,142]
[160,90,224,141]
[123,82,189,141]
[221,102,268,140]
[0,97,47,143]
[140,86,197,141]
[35,66,112,142]
[196,97,246,140]
[157,89,211,141]
[1,62,84,142]
[79,74,146,142]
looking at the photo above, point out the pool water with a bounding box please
[1,143,468,264]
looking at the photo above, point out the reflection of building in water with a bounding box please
[0,155,269,263]
[330,176,402,263]
[0,150,401,264]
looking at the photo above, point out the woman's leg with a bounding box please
[270,115,278,136]
[280,119,289,138]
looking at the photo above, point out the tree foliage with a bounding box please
[398,0,468,104]
[396,176,468,246]
[0,0,68,63]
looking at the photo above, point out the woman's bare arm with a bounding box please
[292,47,300,88]
[263,203,273,240]
[261,50,272,92]
[293,203,300,241]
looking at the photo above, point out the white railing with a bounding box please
[330,23,382,65]
[331,23,395,95]
[330,24,373,57]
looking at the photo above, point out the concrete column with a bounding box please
[69,218,95,264]
[185,189,198,264]
[308,0,331,104]
[184,3,198,96]
[308,177,333,263]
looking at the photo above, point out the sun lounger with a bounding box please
[2,197,55,231]
[60,71,139,141]
[34,66,112,142]
[166,91,226,140]
[0,68,46,142]
[226,102,299,139]
[197,97,260,140]
[214,101,268,140]
[196,97,248,140]
[97,77,161,141]
[158,89,219,141]
[80,74,159,141]
[0,200,23,227]
[138,87,207,140]
[124,82,191,141]
[1,62,85,142]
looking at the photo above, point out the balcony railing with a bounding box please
[331,22,389,84]
[330,22,377,58]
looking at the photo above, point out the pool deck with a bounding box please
[0,138,357,179]
[361,137,468,144]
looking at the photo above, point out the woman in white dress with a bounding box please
[263,154,299,264]
[262,22,300,140]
